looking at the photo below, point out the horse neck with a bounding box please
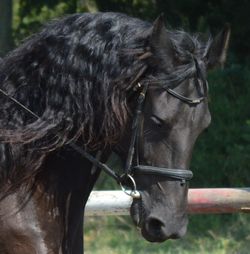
[37,147,103,252]
[0,147,103,254]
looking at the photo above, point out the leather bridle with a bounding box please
[0,60,208,200]
[67,79,201,199]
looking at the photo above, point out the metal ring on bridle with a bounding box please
[119,174,141,199]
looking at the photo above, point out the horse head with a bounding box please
[117,16,230,242]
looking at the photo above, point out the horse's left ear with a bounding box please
[149,14,175,67]
[206,24,231,69]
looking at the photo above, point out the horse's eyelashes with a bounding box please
[150,115,165,128]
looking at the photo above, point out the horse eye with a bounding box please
[150,115,164,128]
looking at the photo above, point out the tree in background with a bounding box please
[3,0,250,64]
[0,0,13,57]
[13,0,78,42]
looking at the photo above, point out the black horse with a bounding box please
[0,12,229,254]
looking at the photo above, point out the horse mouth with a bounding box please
[140,223,188,242]
[130,193,188,242]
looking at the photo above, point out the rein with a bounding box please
[0,66,207,199]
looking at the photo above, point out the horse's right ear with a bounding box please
[206,24,231,69]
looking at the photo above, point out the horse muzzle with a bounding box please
[130,189,189,242]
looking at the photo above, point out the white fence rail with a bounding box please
[85,188,250,216]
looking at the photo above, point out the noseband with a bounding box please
[0,67,207,200]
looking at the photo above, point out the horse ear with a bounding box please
[206,24,231,69]
[150,14,167,43]
[149,14,175,65]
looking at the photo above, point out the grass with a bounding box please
[84,213,250,254]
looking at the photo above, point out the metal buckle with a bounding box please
[119,174,141,199]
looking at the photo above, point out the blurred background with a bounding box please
[0,0,250,253]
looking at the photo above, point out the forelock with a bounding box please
[169,30,212,62]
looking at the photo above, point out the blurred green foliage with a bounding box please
[191,66,250,188]
[84,213,250,253]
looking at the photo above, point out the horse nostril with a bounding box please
[169,233,180,239]
[143,216,186,241]
[146,216,165,235]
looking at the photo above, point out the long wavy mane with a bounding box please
[0,12,211,193]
